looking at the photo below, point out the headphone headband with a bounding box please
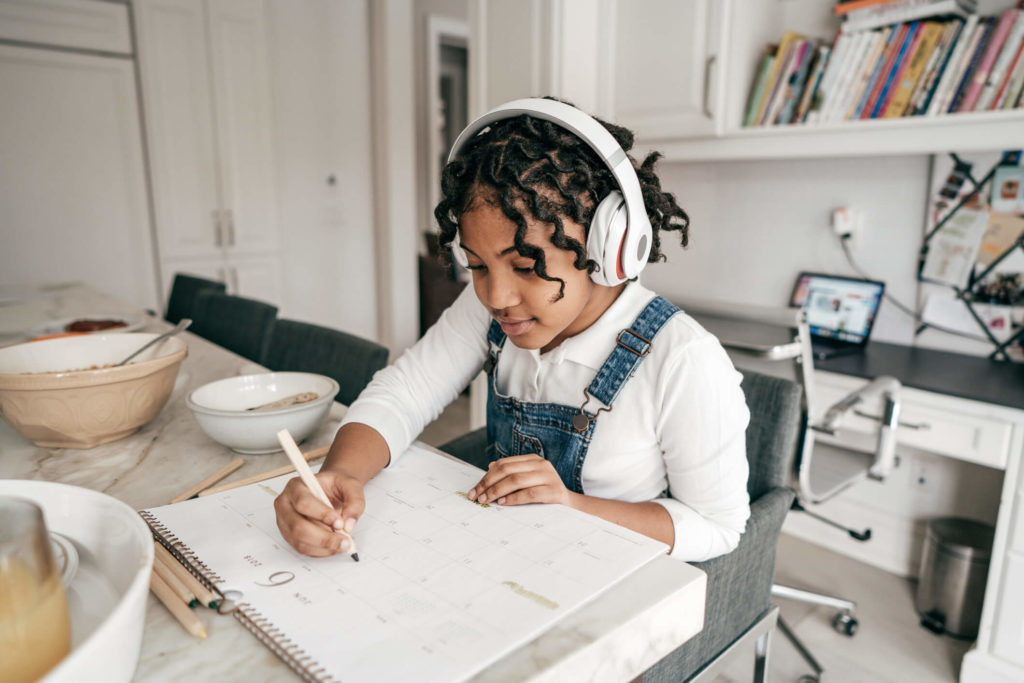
[446,98,651,277]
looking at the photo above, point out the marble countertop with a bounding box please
[0,284,706,682]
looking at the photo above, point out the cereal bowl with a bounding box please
[0,333,187,448]
[186,372,339,454]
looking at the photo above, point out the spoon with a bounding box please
[116,318,192,366]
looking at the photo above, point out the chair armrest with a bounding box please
[813,375,901,480]
[438,427,489,471]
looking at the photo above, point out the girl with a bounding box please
[274,98,750,562]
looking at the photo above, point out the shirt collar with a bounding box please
[544,280,657,370]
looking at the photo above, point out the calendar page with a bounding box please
[144,445,668,683]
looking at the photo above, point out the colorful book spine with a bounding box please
[975,10,1024,110]
[778,40,818,125]
[1001,44,1024,108]
[813,31,854,122]
[960,9,1018,111]
[949,17,996,112]
[927,13,980,114]
[796,45,832,123]
[886,21,945,116]
[743,48,778,127]
[827,30,875,121]
[909,20,962,114]
[876,22,925,117]
[848,29,893,119]
[754,30,803,125]
[862,23,912,118]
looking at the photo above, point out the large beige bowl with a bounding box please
[0,332,187,448]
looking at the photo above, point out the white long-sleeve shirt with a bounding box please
[342,281,751,561]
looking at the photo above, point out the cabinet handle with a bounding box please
[703,55,716,119]
[213,210,223,247]
[225,209,236,247]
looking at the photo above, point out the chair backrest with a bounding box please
[165,273,226,325]
[262,319,389,405]
[191,292,278,363]
[739,368,804,501]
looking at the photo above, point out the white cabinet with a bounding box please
[134,0,281,301]
[0,34,159,310]
[613,0,729,139]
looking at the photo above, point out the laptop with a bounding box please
[789,272,885,360]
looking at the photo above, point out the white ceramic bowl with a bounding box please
[0,333,187,448]
[186,372,339,454]
[0,480,154,683]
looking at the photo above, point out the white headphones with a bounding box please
[445,98,652,287]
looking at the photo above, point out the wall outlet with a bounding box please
[831,206,863,247]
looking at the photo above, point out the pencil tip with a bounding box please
[351,553,360,562]
[198,629,208,639]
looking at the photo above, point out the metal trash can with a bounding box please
[916,517,994,639]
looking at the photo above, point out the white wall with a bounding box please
[264,0,378,342]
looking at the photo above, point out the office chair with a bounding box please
[673,296,902,683]
[164,273,226,325]
[261,319,389,406]
[439,369,805,683]
[191,291,278,363]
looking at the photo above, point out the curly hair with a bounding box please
[433,98,690,300]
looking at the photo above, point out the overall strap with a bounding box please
[586,296,679,408]
[486,319,507,347]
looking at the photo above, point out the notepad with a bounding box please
[141,444,668,683]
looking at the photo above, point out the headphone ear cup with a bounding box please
[587,192,628,286]
[450,231,469,268]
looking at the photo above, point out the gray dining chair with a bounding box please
[190,291,278,363]
[261,319,389,406]
[439,369,803,682]
[164,273,226,325]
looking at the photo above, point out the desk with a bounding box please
[0,284,706,682]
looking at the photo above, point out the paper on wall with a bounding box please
[921,207,989,288]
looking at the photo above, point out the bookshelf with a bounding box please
[615,0,1024,163]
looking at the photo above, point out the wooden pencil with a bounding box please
[276,430,359,562]
[152,551,198,607]
[170,457,245,503]
[150,571,207,639]
[154,541,219,609]
[197,446,329,497]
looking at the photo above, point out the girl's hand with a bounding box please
[467,454,572,507]
[274,470,365,557]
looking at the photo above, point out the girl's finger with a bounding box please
[477,470,551,504]
[291,487,341,528]
[495,486,552,506]
[469,459,548,499]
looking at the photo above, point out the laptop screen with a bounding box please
[789,272,885,345]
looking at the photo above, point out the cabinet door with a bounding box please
[134,0,223,261]
[613,0,729,139]
[227,256,281,306]
[205,0,280,256]
[0,44,158,309]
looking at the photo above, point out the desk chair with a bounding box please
[439,370,804,683]
[191,291,277,363]
[164,273,226,325]
[674,296,902,682]
[261,319,389,405]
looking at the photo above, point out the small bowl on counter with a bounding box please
[186,372,339,454]
[0,333,187,448]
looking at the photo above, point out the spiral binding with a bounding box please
[139,511,337,683]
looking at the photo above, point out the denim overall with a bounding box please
[484,296,680,494]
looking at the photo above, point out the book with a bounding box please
[743,47,778,127]
[862,23,913,118]
[927,14,980,114]
[975,10,1024,110]
[993,29,1024,108]
[843,0,972,33]
[811,31,855,123]
[910,20,964,114]
[878,22,926,116]
[950,17,996,112]
[763,38,810,125]
[754,30,804,125]
[847,29,893,119]
[826,30,875,121]
[960,9,1019,111]
[836,0,905,15]
[941,17,991,113]
[140,444,668,683]
[886,21,945,116]
[795,44,832,122]
[1000,39,1024,108]
[778,40,818,125]
[838,0,975,15]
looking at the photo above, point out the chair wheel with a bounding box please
[798,675,819,683]
[832,612,858,636]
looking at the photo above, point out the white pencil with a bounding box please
[276,429,359,562]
